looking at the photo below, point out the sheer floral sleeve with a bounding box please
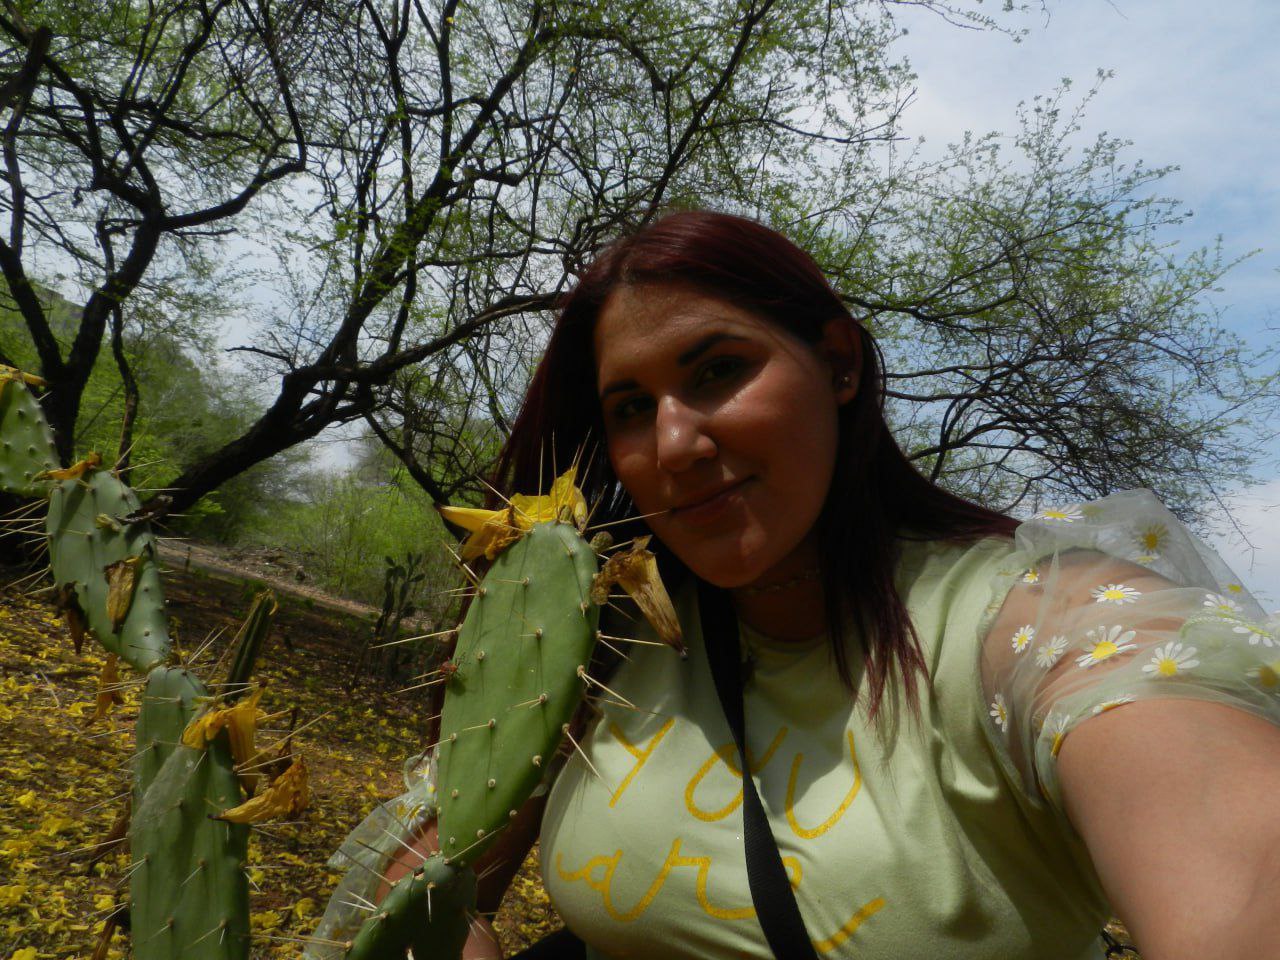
[978,489,1280,815]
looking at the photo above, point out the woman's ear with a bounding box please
[819,316,862,405]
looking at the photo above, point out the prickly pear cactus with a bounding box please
[435,520,599,865]
[0,368,58,496]
[135,665,208,798]
[316,470,683,960]
[0,368,291,960]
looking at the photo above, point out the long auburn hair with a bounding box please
[494,210,1016,719]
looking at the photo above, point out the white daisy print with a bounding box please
[1076,626,1138,668]
[1204,593,1243,616]
[1141,641,1200,677]
[1092,583,1142,605]
[1045,713,1071,758]
[1021,566,1041,585]
[1134,522,1168,555]
[1232,622,1277,647]
[989,692,1010,732]
[1035,505,1083,523]
[1091,695,1135,715]
[1010,625,1035,654]
[1246,660,1280,693]
[1132,554,1159,566]
[1035,635,1069,669]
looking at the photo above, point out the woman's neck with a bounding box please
[729,541,827,641]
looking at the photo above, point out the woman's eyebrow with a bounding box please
[599,331,750,400]
[676,331,748,365]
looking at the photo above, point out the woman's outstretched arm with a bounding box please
[1059,699,1280,960]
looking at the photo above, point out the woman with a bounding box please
[342,211,1280,959]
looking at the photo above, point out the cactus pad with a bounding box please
[130,736,250,960]
[344,853,476,960]
[45,471,170,671]
[435,520,599,866]
[0,374,58,496]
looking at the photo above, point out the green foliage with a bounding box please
[0,283,297,539]
[258,468,456,609]
[436,521,599,867]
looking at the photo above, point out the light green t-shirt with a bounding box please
[540,490,1280,959]
[541,534,1108,959]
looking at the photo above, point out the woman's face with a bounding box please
[593,283,859,589]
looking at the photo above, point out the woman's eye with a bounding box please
[609,395,652,422]
[696,356,744,386]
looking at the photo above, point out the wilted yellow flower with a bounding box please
[182,688,265,766]
[438,466,588,561]
[591,536,684,655]
[84,654,124,727]
[33,451,101,482]
[0,364,46,387]
[104,558,142,631]
[215,759,309,824]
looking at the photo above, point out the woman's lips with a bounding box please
[670,479,751,527]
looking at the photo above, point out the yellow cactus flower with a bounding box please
[215,758,309,824]
[182,687,266,766]
[590,536,685,655]
[438,466,588,561]
[0,364,46,387]
[33,450,102,482]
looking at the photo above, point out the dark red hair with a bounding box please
[495,210,1016,718]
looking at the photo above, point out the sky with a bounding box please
[892,0,1280,604]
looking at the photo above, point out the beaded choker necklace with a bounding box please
[737,566,821,597]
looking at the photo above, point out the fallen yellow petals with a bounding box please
[591,536,684,655]
[215,759,309,824]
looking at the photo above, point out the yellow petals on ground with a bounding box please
[438,466,589,561]
[590,536,685,655]
[181,687,265,766]
[215,759,309,824]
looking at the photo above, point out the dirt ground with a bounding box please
[0,555,560,959]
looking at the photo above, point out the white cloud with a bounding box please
[1202,478,1280,609]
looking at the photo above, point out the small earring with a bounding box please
[837,374,852,388]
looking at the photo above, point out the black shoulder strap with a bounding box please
[697,581,820,960]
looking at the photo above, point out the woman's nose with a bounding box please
[654,395,716,472]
